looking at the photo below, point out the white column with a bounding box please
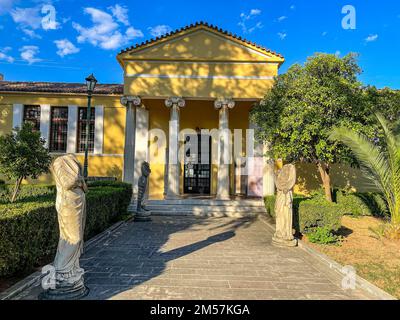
[263,142,275,196]
[133,106,149,196]
[214,98,235,200]
[39,104,51,147]
[94,105,104,155]
[12,104,23,129]
[66,105,78,153]
[165,97,185,199]
[247,121,265,197]
[121,96,141,185]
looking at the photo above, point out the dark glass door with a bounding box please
[184,134,211,194]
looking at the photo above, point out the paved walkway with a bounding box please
[15,216,373,300]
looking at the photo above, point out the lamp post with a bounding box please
[83,73,97,179]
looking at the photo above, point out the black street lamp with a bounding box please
[83,73,97,179]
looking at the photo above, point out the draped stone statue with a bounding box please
[40,154,89,299]
[272,164,298,247]
[134,161,151,222]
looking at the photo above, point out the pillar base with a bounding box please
[134,210,152,222]
[39,279,89,300]
[272,236,298,247]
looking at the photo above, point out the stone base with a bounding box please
[272,236,298,247]
[39,280,89,300]
[134,210,152,222]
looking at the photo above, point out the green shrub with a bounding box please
[0,184,56,204]
[0,182,132,277]
[264,194,307,219]
[264,195,276,218]
[336,190,388,217]
[295,197,343,233]
[307,226,343,245]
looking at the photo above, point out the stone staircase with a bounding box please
[129,198,266,218]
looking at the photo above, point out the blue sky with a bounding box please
[0,0,399,88]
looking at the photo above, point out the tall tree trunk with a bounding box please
[11,177,23,203]
[317,162,333,202]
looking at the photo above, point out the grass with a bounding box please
[304,215,400,299]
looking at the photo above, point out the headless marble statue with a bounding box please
[40,154,89,299]
[272,164,298,247]
[134,161,151,222]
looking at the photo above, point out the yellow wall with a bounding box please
[0,92,125,183]
[294,162,376,195]
[121,29,279,99]
[0,104,12,135]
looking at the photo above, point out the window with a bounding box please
[77,107,95,153]
[49,107,68,152]
[23,105,41,131]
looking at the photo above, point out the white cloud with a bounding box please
[11,7,42,36]
[239,9,263,33]
[19,45,41,64]
[250,9,261,16]
[278,32,287,40]
[22,28,42,39]
[0,47,14,63]
[277,16,287,22]
[0,0,16,15]
[148,25,172,37]
[54,39,80,57]
[126,26,144,38]
[290,5,295,10]
[322,31,328,36]
[73,7,143,50]
[109,4,129,26]
[365,34,378,42]
[335,50,341,57]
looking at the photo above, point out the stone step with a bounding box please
[145,199,265,206]
[149,211,262,218]
[146,205,267,213]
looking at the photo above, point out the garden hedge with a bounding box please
[0,181,132,277]
[335,191,387,217]
[265,190,388,234]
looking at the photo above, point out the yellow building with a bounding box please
[0,22,286,201]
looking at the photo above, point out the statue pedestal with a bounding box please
[39,279,89,300]
[272,236,298,247]
[134,210,151,222]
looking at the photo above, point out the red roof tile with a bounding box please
[0,81,123,95]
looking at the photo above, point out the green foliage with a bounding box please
[251,53,377,201]
[264,194,307,219]
[330,113,400,226]
[307,227,343,245]
[0,182,132,277]
[0,123,51,181]
[295,197,343,233]
[251,53,373,165]
[336,190,388,217]
[0,123,52,202]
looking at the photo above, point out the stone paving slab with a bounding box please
[13,216,376,300]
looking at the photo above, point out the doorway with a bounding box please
[183,133,211,194]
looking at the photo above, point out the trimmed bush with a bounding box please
[264,194,307,219]
[335,191,388,217]
[295,197,343,233]
[0,182,132,277]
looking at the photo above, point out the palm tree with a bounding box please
[329,113,400,227]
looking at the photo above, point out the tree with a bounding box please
[250,53,374,202]
[0,123,52,202]
[330,114,400,229]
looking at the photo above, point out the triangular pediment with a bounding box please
[118,24,284,64]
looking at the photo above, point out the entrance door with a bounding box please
[184,134,211,194]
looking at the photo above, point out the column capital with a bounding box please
[165,96,185,108]
[120,95,141,107]
[214,98,235,110]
